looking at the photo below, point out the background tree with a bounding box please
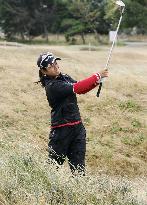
[104,0,147,34]
[0,0,31,40]
[31,0,66,42]
[0,0,147,43]
[0,0,66,41]
[61,0,109,44]
[123,0,147,34]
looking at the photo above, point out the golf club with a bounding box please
[97,0,125,97]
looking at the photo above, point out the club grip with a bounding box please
[96,82,103,97]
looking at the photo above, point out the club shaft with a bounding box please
[105,8,124,69]
[97,5,125,97]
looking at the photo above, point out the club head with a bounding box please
[116,0,125,7]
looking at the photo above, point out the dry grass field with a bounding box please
[0,42,147,205]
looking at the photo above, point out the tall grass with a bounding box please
[1,150,146,205]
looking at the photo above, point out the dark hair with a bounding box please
[34,68,46,88]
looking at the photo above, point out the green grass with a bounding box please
[118,100,141,112]
[122,134,145,146]
[131,119,142,128]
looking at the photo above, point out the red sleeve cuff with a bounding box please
[73,73,101,94]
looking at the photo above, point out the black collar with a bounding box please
[44,73,65,84]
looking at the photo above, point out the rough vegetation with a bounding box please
[0,43,147,204]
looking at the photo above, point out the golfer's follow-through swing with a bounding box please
[36,1,125,175]
[37,53,108,175]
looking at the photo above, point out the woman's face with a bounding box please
[41,61,60,77]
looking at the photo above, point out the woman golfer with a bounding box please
[37,52,108,175]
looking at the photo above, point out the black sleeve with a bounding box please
[48,80,74,99]
[67,76,77,83]
[64,74,77,83]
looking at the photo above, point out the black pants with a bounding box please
[48,123,86,174]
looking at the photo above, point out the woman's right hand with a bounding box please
[99,69,109,78]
